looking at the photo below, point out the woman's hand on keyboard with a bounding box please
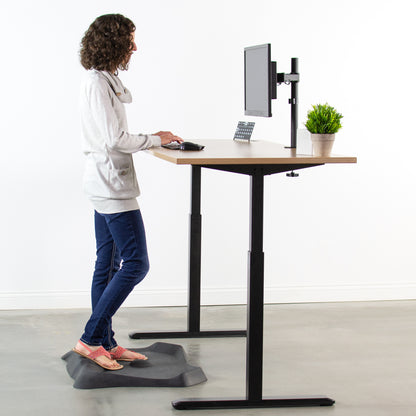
[154,131,184,145]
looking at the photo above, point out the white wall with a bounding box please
[1,0,415,309]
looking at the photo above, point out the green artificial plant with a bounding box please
[304,103,343,134]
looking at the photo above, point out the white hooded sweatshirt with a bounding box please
[80,70,161,214]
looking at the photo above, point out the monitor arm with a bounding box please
[274,58,299,149]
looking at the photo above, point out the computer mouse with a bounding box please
[179,141,205,151]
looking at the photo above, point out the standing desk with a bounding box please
[131,139,357,410]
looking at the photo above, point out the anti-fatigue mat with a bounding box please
[62,342,207,389]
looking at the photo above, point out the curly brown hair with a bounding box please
[80,14,136,73]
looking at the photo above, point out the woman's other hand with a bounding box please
[154,131,184,145]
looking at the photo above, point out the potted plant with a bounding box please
[304,103,343,156]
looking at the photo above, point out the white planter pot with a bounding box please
[310,134,335,157]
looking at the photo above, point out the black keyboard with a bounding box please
[162,142,181,150]
[162,141,205,151]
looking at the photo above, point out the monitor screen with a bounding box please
[244,44,274,117]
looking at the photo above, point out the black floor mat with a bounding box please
[62,342,207,389]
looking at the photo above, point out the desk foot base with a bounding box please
[129,330,247,340]
[172,396,335,410]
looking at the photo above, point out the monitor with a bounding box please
[244,44,277,117]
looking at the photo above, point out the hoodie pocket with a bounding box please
[109,165,134,196]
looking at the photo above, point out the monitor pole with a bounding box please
[277,57,299,149]
[290,57,298,149]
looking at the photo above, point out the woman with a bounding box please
[73,14,182,370]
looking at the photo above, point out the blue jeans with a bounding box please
[80,209,149,349]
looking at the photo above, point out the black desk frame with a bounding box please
[129,165,246,340]
[132,163,335,410]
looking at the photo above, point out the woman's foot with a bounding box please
[73,340,123,370]
[110,345,148,361]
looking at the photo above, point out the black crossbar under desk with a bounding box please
[172,164,334,410]
[129,165,246,340]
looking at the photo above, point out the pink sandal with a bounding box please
[110,346,148,361]
[72,341,123,371]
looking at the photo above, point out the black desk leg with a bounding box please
[187,165,202,333]
[129,165,246,340]
[246,168,265,401]
[172,168,335,410]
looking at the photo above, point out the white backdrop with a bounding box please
[1,0,415,309]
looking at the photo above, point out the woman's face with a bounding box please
[130,31,137,53]
[124,31,137,67]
